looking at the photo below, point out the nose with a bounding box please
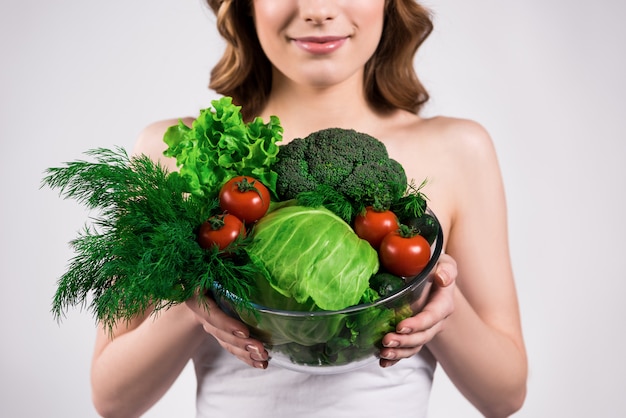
[298,0,339,24]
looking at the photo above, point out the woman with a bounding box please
[91,1,527,417]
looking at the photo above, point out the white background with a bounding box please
[2,0,625,417]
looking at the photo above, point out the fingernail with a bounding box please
[254,361,268,370]
[381,350,396,360]
[398,327,412,334]
[438,269,449,286]
[246,345,265,361]
[247,344,268,361]
[384,340,399,348]
[233,330,247,338]
[380,358,398,368]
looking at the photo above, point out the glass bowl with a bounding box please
[212,210,443,374]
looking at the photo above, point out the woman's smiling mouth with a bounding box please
[292,36,348,54]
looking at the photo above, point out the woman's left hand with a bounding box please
[379,253,457,367]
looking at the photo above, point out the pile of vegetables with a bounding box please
[43,97,440,367]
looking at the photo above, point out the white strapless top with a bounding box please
[192,337,436,418]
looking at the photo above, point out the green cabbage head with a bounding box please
[247,205,378,311]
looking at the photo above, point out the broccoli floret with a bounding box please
[338,159,407,206]
[274,128,408,222]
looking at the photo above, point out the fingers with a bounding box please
[185,295,269,369]
[379,324,436,367]
[379,262,456,367]
[215,337,269,370]
[379,325,431,366]
[434,253,457,287]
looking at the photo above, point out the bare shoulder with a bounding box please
[423,116,501,189]
[132,117,195,172]
[411,115,502,191]
[381,113,498,177]
[413,115,496,162]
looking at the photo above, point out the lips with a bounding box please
[292,36,348,54]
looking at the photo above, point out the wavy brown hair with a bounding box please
[205,0,432,121]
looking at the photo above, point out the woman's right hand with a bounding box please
[186,294,269,369]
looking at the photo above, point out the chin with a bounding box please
[299,67,361,89]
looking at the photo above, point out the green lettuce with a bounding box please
[246,205,379,311]
[163,96,282,199]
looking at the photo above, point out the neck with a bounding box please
[260,74,380,141]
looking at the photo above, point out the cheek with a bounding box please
[352,1,385,48]
[354,0,385,23]
[252,1,290,55]
[252,0,289,32]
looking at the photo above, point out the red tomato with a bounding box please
[197,214,245,250]
[379,230,431,277]
[219,176,271,224]
[353,207,399,249]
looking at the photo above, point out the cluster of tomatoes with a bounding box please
[197,176,271,251]
[353,207,431,278]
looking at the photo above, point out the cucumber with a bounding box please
[404,212,439,245]
[370,272,405,298]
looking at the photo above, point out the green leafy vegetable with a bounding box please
[41,147,261,330]
[163,96,282,199]
[246,205,379,311]
[390,178,429,221]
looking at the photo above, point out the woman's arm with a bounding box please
[90,120,269,418]
[91,298,269,418]
[432,121,526,417]
[91,305,205,418]
[382,119,527,417]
